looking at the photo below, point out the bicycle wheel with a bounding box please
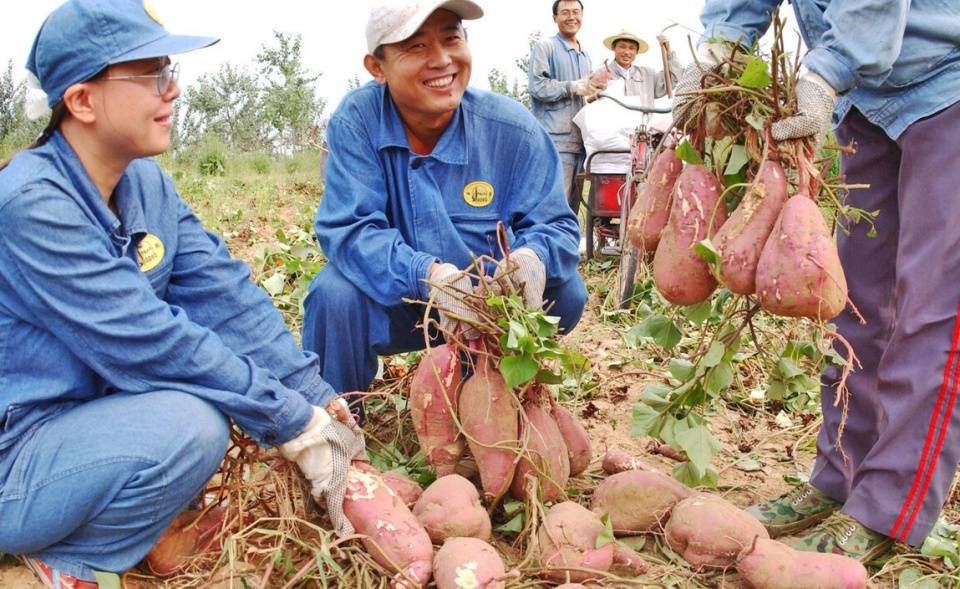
[616,241,640,308]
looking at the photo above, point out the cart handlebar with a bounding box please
[595,93,672,114]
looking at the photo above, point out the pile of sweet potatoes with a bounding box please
[629,148,848,321]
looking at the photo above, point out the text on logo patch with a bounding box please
[463,181,494,208]
[137,234,165,272]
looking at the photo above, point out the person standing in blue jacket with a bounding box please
[674,0,960,563]
[0,1,361,587]
[528,0,608,212]
[302,0,586,418]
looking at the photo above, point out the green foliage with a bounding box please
[488,293,589,389]
[250,153,272,175]
[197,138,228,176]
[253,223,325,324]
[257,31,326,152]
[486,32,538,110]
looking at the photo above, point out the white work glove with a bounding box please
[428,262,480,339]
[771,71,836,142]
[671,43,728,126]
[493,248,547,309]
[280,403,366,536]
[571,74,606,98]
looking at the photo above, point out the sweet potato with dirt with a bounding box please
[591,470,691,534]
[714,160,789,294]
[756,194,847,320]
[601,447,658,474]
[410,344,465,476]
[510,400,570,502]
[737,538,868,589]
[536,501,614,582]
[664,494,769,569]
[351,461,423,508]
[653,164,728,305]
[342,467,433,588]
[611,542,648,576]
[434,537,507,589]
[413,474,491,543]
[458,358,520,505]
[550,402,592,476]
[627,147,683,252]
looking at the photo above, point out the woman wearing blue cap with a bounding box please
[0,1,362,586]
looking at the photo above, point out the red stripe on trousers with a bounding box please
[889,301,960,539]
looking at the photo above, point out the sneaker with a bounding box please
[745,483,841,538]
[22,557,99,589]
[792,512,894,563]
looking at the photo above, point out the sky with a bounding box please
[2,0,712,113]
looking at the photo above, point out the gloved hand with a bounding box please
[428,262,480,338]
[493,248,547,309]
[572,74,606,98]
[671,43,727,126]
[281,404,366,536]
[771,71,836,142]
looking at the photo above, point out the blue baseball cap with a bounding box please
[27,0,219,107]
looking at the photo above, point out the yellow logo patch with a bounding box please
[137,234,165,272]
[143,0,163,25]
[463,181,494,208]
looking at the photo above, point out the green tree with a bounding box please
[486,32,539,109]
[177,63,266,151]
[257,31,326,152]
[0,60,45,157]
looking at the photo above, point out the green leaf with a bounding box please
[724,144,748,176]
[701,341,726,368]
[596,514,616,548]
[659,414,681,448]
[682,301,713,325]
[635,314,683,350]
[776,357,805,380]
[675,424,719,472]
[694,239,720,266]
[502,500,524,515]
[619,535,647,551]
[672,460,703,486]
[494,511,525,534]
[94,573,122,589]
[668,359,696,382]
[261,272,286,296]
[631,401,662,437]
[734,457,764,472]
[499,354,538,388]
[737,57,771,89]
[745,111,765,131]
[675,139,703,165]
[898,569,939,589]
[535,369,564,384]
[640,383,672,410]
[705,362,734,396]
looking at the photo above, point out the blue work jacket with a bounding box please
[528,33,594,153]
[701,0,960,138]
[0,132,334,451]
[316,82,581,308]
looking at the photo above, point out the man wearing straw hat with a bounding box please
[596,29,681,107]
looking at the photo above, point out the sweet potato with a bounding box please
[591,470,691,534]
[653,164,728,305]
[664,494,769,570]
[458,358,520,505]
[510,400,570,502]
[550,402,592,476]
[410,344,465,476]
[755,194,847,320]
[555,585,588,589]
[611,542,648,576]
[737,538,868,589]
[536,501,614,582]
[601,448,658,475]
[146,508,232,577]
[351,461,423,508]
[714,160,789,294]
[413,474,491,543]
[627,147,683,251]
[433,537,506,589]
[342,467,433,588]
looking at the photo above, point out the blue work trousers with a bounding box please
[301,264,588,411]
[0,392,229,580]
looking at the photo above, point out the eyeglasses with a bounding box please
[101,62,180,96]
[557,9,582,17]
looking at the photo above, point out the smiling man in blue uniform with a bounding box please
[302,0,586,417]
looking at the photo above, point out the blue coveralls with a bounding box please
[302,83,586,402]
[703,0,960,545]
[0,132,336,579]
[528,33,594,210]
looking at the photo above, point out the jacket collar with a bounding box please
[374,83,468,165]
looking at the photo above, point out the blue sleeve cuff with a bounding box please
[412,252,438,301]
[803,46,858,95]
[699,22,762,48]
[268,390,314,447]
[299,371,338,408]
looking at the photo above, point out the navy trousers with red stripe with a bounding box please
[810,101,960,546]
